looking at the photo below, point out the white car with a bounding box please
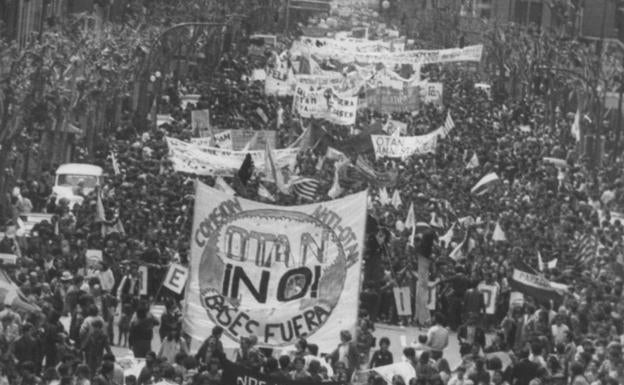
[51,163,103,207]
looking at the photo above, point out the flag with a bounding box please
[96,188,106,222]
[391,190,402,209]
[238,153,254,185]
[574,233,598,265]
[315,155,325,171]
[537,251,558,272]
[257,183,276,202]
[326,147,348,162]
[438,223,455,248]
[470,172,500,195]
[492,221,507,242]
[215,177,236,196]
[291,177,320,202]
[510,262,563,303]
[111,152,120,175]
[327,166,344,199]
[378,187,391,205]
[264,142,290,194]
[241,132,260,152]
[571,108,580,141]
[430,212,444,229]
[404,203,416,230]
[466,153,479,169]
[449,229,474,261]
[440,111,455,137]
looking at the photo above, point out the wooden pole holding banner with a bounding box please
[285,0,291,34]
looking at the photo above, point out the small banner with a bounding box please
[371,134,437,159]
[85,249,103,269]
[393,287,412,316]
[191,109,211,137]
[293,86,358,126]
[183,182,367,352]
[163,264,189,295]
[222,360,346,385]
[192,130,277,151]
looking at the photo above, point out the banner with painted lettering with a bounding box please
[210,130,233,150]
[183,182,366,352]
[301,44,484,67]
[293,86,358,126]
[166,137,298,176]
[393,287,412,316]
[192,130,277,151]
[363,86,422,113]
[371,134,438,159]
[222,360,346,385]
[265,55,295,96]
[291,37,401,56]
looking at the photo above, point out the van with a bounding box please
[52,163,103,207]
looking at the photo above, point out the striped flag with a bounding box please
[470,172,500,195]
[440,111,455,137]
[574,233,598,265]
[291,177,320,202]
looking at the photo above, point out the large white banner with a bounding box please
[371,134,438,159]
[291,37,402,56]
[297,44,484,67]
[293,85,358,126]
[183,182,367,351]
[165,137,298,176]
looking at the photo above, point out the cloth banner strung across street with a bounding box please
[183,182,367,352]
[223,360,346,385]
[192,130,277,151]
[166,137,298,176]
[371,134,438,159]
[297,43,484,67]
[293,85,358,126]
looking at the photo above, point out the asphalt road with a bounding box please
[64,306,464,369]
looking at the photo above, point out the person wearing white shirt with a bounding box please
[551,315,570,346]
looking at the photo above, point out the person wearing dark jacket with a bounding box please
[129,305,159,358]
[13,323,41,372]
[458,312,486,349]
[158,301,180,341]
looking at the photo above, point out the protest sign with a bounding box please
[265,57,295,96]
[211,130,233,150]
[427,282,436,311]
[371,134,437,159]
[249,34,277,56]
[363,86,422,113]
[183,182,366,351]
[251,69,267,82]
[180,94,200,110]
[383,120,408,136]
[138,265,148,295]
[191,109,211,137]
[422,82,443,105]
[393,287,412,316]
[163,264,189,294]
[477,282,498,315]
[166,137,298,177]
[293,86,358,126]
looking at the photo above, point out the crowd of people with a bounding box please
[1,3,624,385]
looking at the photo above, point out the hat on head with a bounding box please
[60,271,73,282]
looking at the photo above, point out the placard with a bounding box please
[183,182,367,351]
[85,249,103,269]
[371,134,437,159]
[163,264,189,295]
[191,109,211,136]
[393,287,412,316]
[138,265,148,296]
